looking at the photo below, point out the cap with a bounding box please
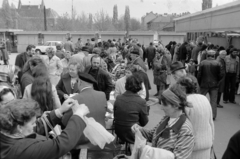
[78,73,97,84]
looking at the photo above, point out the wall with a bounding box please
[15,31,186,52]
[17,34,38,53]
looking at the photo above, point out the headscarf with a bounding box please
[162,88,181,108]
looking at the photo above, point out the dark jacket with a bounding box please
[222,130,240,159]
[197,58,223,88]
[134,70,151,101]
[56,73,79,103]
[217,56,226,92]
[133,57,147,72]
[15,52,29,80]
[55,50,65,59]
[0,112,86,159]
[191,45,202,62]
[178,44,188,61]
[62,88,107,144]
[114,91,149,143]
[85,67,114,100]
[153,55,167,85]
[146,46,156,62]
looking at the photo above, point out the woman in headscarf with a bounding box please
[132,84,194,159]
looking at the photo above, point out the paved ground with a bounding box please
[6,53,240,158]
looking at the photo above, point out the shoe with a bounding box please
[229,101,237,104]
[154,93,159,96]
[217,105,223,108]
[213,117,216,121]
[223,101,228,103]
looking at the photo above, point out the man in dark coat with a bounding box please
[64,37,75,53]
[62,73,107,145]
[178,42,188,66]
[191,42,203,64]
[145,42,156,69]
[222,130,240,159]
[198,50,224,120]
[216,50,227,108]
[15,45,36,81]
[131,47,147,72]
[84,54,114,100]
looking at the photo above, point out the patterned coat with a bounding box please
[141,114,194,159]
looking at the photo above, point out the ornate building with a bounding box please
[202,0,212,10]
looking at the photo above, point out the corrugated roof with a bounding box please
[174,0,240,21]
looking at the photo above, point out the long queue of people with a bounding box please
[0,37,239,159]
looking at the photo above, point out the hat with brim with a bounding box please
[78,73,97,85]
[170,61,186,73]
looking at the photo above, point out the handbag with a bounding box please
[41,114,72,159]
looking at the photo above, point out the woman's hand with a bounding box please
[58,98,76,114]
[64,94,69,99]
[131,124,142,134]
[72,103,90,118]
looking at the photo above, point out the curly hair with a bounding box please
[46,47,55,55]
[125,74,143,93]
[177,75,198,94]
[0,99,40,134]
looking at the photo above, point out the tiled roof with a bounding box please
[147,15,172,24]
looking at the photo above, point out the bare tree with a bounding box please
[55,13,72,31]
[130,18,141,31]
[93,10,114,31]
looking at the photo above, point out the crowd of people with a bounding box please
[0,36,239,159]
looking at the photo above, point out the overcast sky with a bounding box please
[3,0,237,20]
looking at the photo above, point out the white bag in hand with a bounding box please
[130,129,147,159]
[83,117,115,149]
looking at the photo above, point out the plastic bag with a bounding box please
[130,129,146,159]
[83,117,115,149]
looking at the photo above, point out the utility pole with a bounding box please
[44,6,47,31]
[72,0,74,30]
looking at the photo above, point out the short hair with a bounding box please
[46,47,55,55]
[68,61,85,73]
[125,74,143,93]
[90,54,101,63]
[0,99,40,134]
[56,43,62,50]
[230,48,238,54]
[0,88,15,102]
[150,42,153,45]
[201,44,208,51]
[91,38,95,41]
[26,45,36,52]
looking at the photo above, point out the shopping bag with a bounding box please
[130,129,146,159]
[83,117,115,149]
[41,113,72,159]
